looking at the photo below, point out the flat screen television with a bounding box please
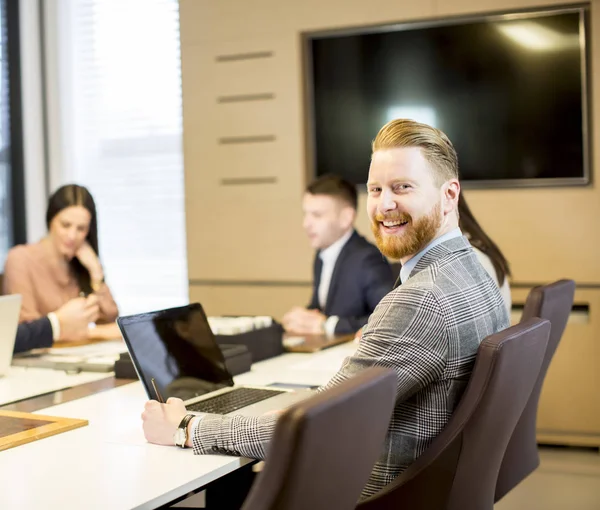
[305,7,590,188]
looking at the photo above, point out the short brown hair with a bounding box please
[372,119,459,184]
[306,174,357,210]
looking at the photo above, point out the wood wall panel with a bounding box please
[186,183,312,282]
[190,284,312,320]
[464,188,600,283]
[181,0,599,446]
[183,132,304,184]
[181,0,598,290]
[179,1,436,43]
[511,287,600,446]
[436,0,576,18]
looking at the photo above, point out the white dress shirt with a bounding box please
[317,228,354,336]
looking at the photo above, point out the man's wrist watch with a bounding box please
[174,414,195,448]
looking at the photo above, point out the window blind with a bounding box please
[52,0,188,314]
[0,0,11,266]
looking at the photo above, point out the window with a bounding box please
[0,0,26,267]
[47,0,188,313]
[0,0,10,265]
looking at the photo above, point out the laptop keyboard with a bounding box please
[187,387,285,415]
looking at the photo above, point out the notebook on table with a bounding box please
[117,303,311,416]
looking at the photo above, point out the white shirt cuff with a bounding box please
[189,414,205,443]
[47,312,60,341]
[324,315,339,338]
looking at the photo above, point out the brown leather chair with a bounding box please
[240,367,397,510]
[356,318,550,510]
[494,279,576,501]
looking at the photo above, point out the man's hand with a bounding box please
[354,327,363,343]
[55,295,100,341]
[141,397,187,446]
[282,307,326,335]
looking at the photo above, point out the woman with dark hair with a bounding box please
[459,193,512,315]
[3,184,119,341]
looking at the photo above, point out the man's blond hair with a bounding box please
[372,119,459,185]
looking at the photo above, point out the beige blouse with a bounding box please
[2,241,119,324]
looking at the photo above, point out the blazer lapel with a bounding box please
[323,232,357,314]
[408,236,472,281]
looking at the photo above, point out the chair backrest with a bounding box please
[357,318,550,510]
[495,279,576,501]
[240,367,397,510]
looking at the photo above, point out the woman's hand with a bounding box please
[76,242,103,282]
[88,322,122,341]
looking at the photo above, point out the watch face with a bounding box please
[174,427,186,446]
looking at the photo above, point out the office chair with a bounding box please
[356,318,550,510]
[495,279,576,501]
[240,367,397,510]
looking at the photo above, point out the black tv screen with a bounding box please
[306,8,589,187]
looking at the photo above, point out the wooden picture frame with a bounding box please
[0,410,88,451]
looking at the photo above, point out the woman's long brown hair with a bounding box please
[459,194,511,285]
[46,184,99,296]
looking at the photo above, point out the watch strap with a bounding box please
[176,414,195,447]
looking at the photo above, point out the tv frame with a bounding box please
[302,5,592,189]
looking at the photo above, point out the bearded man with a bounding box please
[140,119,509,500]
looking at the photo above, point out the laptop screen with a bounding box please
[0,294,22,375]
[118,303,234,402]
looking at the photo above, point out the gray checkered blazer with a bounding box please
[191,236,509,499]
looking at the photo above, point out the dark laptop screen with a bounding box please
[118,303,234,402]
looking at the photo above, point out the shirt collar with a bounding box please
[319,228,354,264]
[399,228,463,284]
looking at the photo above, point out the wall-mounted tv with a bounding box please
[305,7,590,188]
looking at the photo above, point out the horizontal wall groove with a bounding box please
[217,93,275,103]
[218,135,276,144]
[190,279,312,287]
[219,177,278,186]
[215,51,274,62]
[512,282,600,289]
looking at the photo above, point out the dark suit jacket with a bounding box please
[14,317,53,354]
[308,231,393,334]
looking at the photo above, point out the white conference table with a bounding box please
[0,366,112,406]
[0,342,356,510]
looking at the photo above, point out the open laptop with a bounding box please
[0,294,22,377]
[117,303,311,417]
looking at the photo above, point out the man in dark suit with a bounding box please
[282,175,393,336]
[14,295,99,353]
[14,317,54,353]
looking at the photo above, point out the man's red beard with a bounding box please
[371,202,442,260]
